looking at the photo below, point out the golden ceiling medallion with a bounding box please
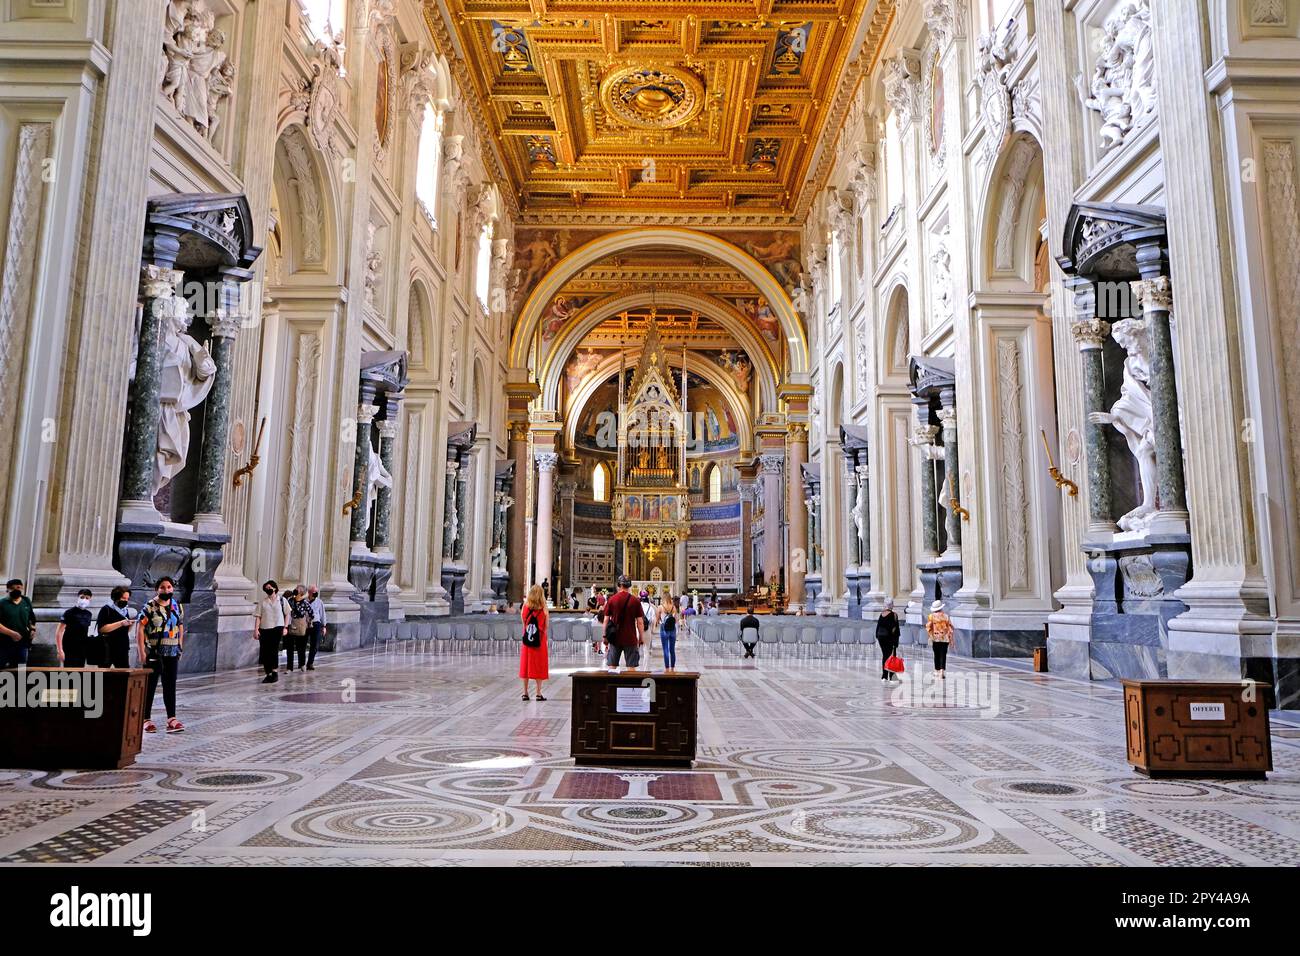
[599,65,704,130]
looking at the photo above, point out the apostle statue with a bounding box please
[365,442,394,523]
[154,293,217,496]
[1089,317,1158,532]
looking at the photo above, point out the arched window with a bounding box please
[302,0,344,42]
[475,225,492,310]
[415,105,441,225]
[592,462,608,502]
[709,464,722,502]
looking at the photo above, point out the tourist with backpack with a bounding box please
[284,585,313,672]
[519,584,549,701]
[658,593,679,671]
[597,575,644,668]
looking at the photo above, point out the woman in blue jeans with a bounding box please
[658,595,678,671]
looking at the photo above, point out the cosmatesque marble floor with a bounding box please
[2,634,1299,867]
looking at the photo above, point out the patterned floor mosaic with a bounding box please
[1,637,1298,866]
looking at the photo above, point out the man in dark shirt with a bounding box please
[96,586,137,669]
[597,575,644,668]
[56,589,99,667]
[0,578,37,667]
[739,612,761,659]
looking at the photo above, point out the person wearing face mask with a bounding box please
[305,585,326,671]
[55,589,99,667]
[137,577,184,733]
[96,586,137,669]
[0,578,37,668]
[253,580,290,684]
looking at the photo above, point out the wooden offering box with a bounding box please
[571,669,699,767]
[0,667,149,770]
[1122,680,1272,779]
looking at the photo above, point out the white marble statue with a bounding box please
[1091,317,1158,532]
[154,294,217,496]
[365,443,393,520]
[1086,1,1156,151]
[161,1,234,140]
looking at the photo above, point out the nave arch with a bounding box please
[541,290,781,416]
[508,227,810,387]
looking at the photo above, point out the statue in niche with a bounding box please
[1085,1,1155,152]
[161,1,234,140]
[365,443,393,524]
[1089,318,1158,532]
[154,295,217,497]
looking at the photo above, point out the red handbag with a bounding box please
[884,652,905,673]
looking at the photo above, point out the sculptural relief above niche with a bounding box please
[161,0,237,144]
[1081,0,1157,155]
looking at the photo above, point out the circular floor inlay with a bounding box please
[279,690,406,704]
[607,806,669,820]
[1007,782,1085,796]
[1115,780,1212,799]
[56,770,158,789]
[193,773,273,787]
[288,803,505,845]
[731,749,883,773]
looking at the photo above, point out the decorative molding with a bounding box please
[994,137,1037,272]
[282,332,321,579]
[923,0,967,48]
[0,122,51,525]
[997,339,1029,591]
[976,30,1016,164]
[1264,139,1300,533]
[282,127,324,264]
[882,50,920,130]
[292,40,345,157]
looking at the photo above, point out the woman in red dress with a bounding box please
[519,584,549,701]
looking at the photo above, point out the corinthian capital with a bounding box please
[535,452,560,473]
[1131,276,1172,314]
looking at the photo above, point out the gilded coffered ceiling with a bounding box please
[439,0,874,225]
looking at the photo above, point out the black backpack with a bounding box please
[522,609,542,648]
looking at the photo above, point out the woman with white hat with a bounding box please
[925,599,953,679]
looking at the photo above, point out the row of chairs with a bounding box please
[688,619,884,659]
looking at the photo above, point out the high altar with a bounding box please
[609,316,691,588]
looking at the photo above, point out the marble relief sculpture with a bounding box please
[154,293,217,496]
[1090,317,1158,532]
[1085,0,1157,152]
[161,1,235,141]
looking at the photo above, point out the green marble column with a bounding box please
[374,419,397,552]
[349,404,378,544]
[1132,275,1188,519]
[441,459,459,561]
[121,260,183,514]
[938,389,961,553]
[193,276,244,526]
[1071,279,1116,536]
[453,455,470,562]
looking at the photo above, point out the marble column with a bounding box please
[120,262,184,523]
[913,399,940,558]
[374,419,398,553]
[441,459,459,562]
[786,427,809,604]
[1071,281,1117,537]
[806,493,819,575]
[1131,273,1188,527]
[759,453,784,586]
[192,274,244,534]
[534,453,558,598]
[938,391,961,556]
[453,454,470,563]
[674,538,687,597]
[349,403,378,546]
[506,424,529,600]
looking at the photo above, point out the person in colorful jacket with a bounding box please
[137,577,185,733]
